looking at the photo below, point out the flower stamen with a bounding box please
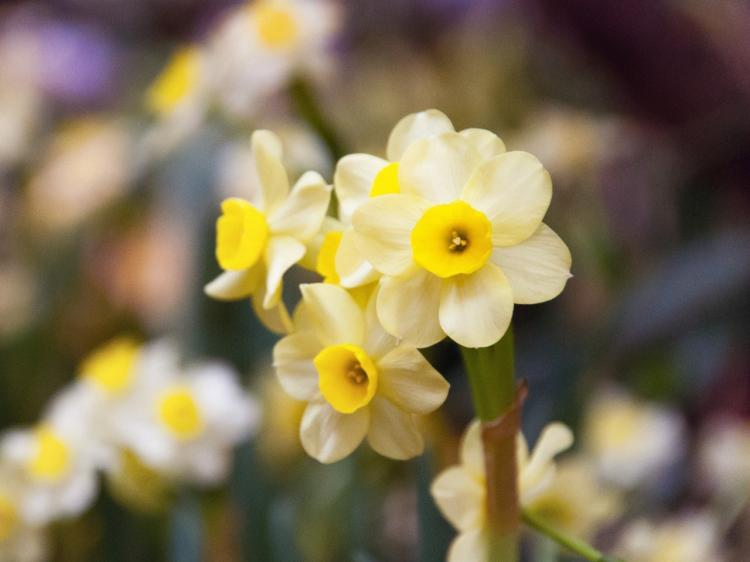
[448,230,469,252]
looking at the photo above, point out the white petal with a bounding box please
[334,154,388,224]
[431,466,485,532]
[462,151,552,246]
[336,229,380,288]
[300,397,369,463]
[447,529,490,562]
[263,235,306,308]
[361,287,398,359]
[299,283,365,346]
[439,263,514,348]
[491,223,572,304]
[352,194,430,276]
[298,216,343,272]
[252,287,292,334]
[460,420,485,478]
[268,171,331,242]
[376,347,449,414]
[459,128,506,160]
[386,109,455,162]
[520,423,574,501]
[399,132,481,203]
[252,130,288,214]
[366,396,423,460]
[377,268,446,348]
[204,267,261,300]
[273,331,321,401]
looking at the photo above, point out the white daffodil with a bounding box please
[207,0,340,120]
[583,389,685,489]
[0,387,105,525]
[110,355,260,485]
[430,420,573,562]
[525,457,622,539]
[615,513,725,562]
[0,467,47,562]
[205,129,331,334]
[351,121,571,348]
[272,283,450,463]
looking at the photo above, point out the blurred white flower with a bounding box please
[0,466,48,562]
[699,416,750,497]
[0,263,37,340]
[0,387,105,525]
[430,420,573,562]
[616,512,725,562]
[583,389,685,489]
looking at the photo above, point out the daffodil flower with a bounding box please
[0,471,47,562]
[351,127,572,348]
[331,109,505,289]
[272,283,450,463]
[205,129,332,333]
[430,420,573,562]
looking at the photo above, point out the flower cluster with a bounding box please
[0,338,258,560]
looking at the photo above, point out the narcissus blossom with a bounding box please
[352,119,571,348]
[0,468,47,562]
[273,283,450,463]
[205,129,331,333]
[430,420,573,562]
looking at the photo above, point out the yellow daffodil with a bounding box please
[351,114,572,348]
[205,129,331,333]
[272,283,450,463]
[525,457,622,539]
[430,420,573,562]
[146,46,203,117]
[616,513,725,562]
[583,389,685,489]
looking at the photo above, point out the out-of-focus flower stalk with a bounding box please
[460,327,520,562]
[289,76,344,161]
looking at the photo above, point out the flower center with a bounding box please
[316,230,344,284]
[314,344,378,414]
[410,201,493,278]
[0,495,17,542]
[157,387,204,440]
[369,162,401,197]
[28,426,70,482]
[80,338,140,396]
[146,47,199,115]
[255,2,299,49]
[216,197,269,271]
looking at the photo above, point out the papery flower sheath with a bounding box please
[351,119,572,348]
[272,283,449,463]
[430,420,573,562]
[205,129,332,333]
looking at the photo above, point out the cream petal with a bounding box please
[334,154,388,224]
[300,396,369,463]
[268,171,331,242]
[431,466,486,532]
[460,420,485,478]
[336,229,380,288]
[376,347,449,414]
[273,331,321,400]
[263,236,306,308]
[447,529,490,562]
[462,151,552,246]
[399,132,482,203]
[204,267,261,300]
[252,130,288,214]
[459,128,506,160]
[361,287,398,359]
[366,396,423,460]
[439,263,514,348]
[298,216,343,272]
[521,423,573,498]
[491,223,572,304]
[377,268,446,348]
[252,283,292,334]
[299,283,365,346]
[386,109,455,162]
[352,194,430,276]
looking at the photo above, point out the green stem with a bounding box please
[461,327,519,562]
[289,77,345,162]
[522,508,625,562]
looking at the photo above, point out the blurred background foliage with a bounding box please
[0,0,749,560]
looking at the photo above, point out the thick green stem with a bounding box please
[522,508,625,562]
[461,327,520,562]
